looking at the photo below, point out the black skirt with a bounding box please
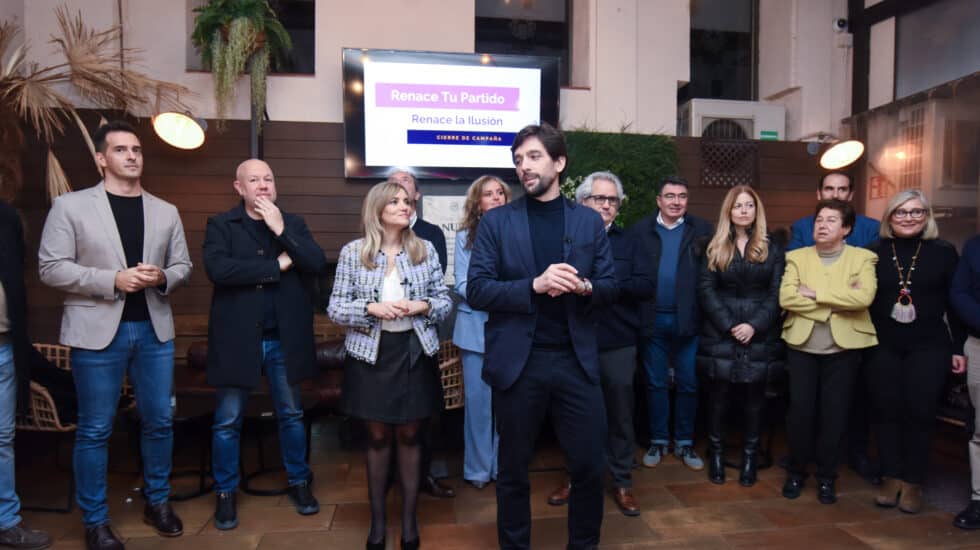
[340,330,443,423]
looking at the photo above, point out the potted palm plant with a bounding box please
[191,0,292,132]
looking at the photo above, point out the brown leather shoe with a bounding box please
[874,477,902,508]
[547,481,571,506]
[898,482,923,514]
[613,487,640,517]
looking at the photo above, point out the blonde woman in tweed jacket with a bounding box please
[327,180,451,550]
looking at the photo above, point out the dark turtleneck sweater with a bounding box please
[527,194,570,348]
[868,236,966,354]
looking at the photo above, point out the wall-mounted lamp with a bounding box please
[801,132,865,170]
[820,140,865,169]
[152,112,207,150]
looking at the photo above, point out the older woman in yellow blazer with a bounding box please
[779,199,877,505]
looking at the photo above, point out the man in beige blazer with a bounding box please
[38,121,191,550]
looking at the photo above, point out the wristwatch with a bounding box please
[580,278,593,296]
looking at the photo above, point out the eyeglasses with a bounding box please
[892,208,927,220]
[660,193,688,202]
[586,195,621,207]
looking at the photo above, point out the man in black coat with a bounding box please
[0,199,52,549]
[387,169,456,499]
[202,159,328,530]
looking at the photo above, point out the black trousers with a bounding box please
[867,342,950,484]
[785,349,860,481]
[494,348,606,550]
[599,346,637,489]
[846,348,876,462]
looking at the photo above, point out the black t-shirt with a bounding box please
[106,192,150,322]
[527,195,570,348]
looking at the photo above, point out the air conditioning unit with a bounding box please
[678,99,786,141]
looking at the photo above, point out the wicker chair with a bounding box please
[15,343,75,512]
[438,341,464,411]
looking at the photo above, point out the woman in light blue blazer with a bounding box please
[453,175,511,489]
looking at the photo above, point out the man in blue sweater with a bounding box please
[633,176,713,471]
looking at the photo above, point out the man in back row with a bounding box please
[634,176,713,471]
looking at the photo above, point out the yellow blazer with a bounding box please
[779,245,878,349]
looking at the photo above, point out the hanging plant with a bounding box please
[191,0,292,133]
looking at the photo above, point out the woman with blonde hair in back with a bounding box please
[453,175,511,490]
[698,185,785,487]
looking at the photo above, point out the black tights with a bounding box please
[365,420,422,544]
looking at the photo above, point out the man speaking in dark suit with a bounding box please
[467,123,616,549]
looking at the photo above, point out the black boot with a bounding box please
[706,380,727,485]
[740,381,764,487]
[739,451,758,487]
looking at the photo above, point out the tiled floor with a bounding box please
[14,419,980,549]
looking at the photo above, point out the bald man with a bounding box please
[203,159,327,530]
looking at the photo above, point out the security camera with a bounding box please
[833,18,849,33]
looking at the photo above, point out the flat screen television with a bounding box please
[342,48,560,180]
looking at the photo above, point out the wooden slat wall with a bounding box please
[18,118,826,350]
[675,136,824,232]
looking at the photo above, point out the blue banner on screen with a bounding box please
[407,130,518,146]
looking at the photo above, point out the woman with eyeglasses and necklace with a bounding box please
[866,190,966,514]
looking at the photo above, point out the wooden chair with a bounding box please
[16,344,75,512]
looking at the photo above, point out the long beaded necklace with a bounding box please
[890,240,922,324]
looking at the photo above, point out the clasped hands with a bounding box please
[533,263,590,298]
[115,263,166,293]
[367,299,430,321]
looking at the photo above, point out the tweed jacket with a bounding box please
[327,238,451,364]
[779,245,878,349]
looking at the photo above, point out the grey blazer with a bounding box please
[38,182,192,350]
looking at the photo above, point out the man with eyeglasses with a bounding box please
[546,172,654,516]
[634,176,713,471]
[787,171,882,485]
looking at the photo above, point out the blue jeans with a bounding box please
[461,350,498,483]
[0,343,22,530]
[212,340,310,493]
[642,312,699,447]
[71,321,175,528]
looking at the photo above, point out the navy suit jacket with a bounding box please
[466,196,617,390]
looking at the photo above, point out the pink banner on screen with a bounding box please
[375,83,520,111]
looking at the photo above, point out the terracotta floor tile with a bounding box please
[417,523,500,549]
[198,504,336,535]
[665,480,781,506]
[724,525,872,549]
[124,533,263,550]
[641,503,775,539]
[599,535,731,549]
[632,463,711,488]
[839,512,980,548]
[744,494,894,528]
[257,529,372,550]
